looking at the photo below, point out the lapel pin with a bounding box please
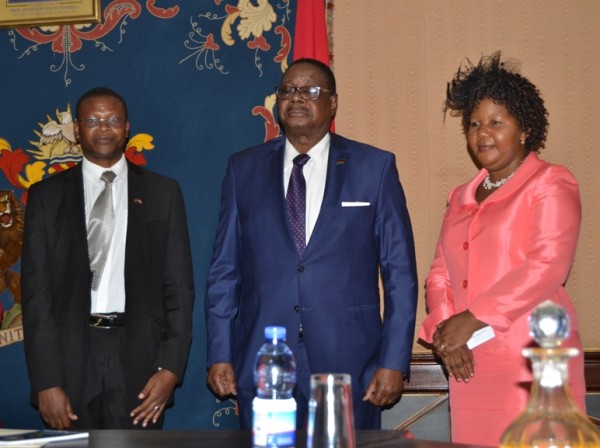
[336,159,345,166]
[133,198,143,205]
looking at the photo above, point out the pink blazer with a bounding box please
[420,152,581,343]
[419,152,585,446]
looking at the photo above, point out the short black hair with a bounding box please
[286,58,336,93]
[76,87,128,119]
[444,51,548,153]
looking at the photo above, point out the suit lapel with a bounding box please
[304,134,350,258]
[59,165,93,299]
[64,164,88,248]
[125,162,145,276]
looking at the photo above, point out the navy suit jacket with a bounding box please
[205,133,417,397]
[22,161,195,411]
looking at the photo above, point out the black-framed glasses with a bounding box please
[77,117,127,129]
[275,85,332,101]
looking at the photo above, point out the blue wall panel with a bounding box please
[0,0,296,430]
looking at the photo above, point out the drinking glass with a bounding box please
[307,373,356,448]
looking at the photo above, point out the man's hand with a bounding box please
[130,368,177,427]
[362,368,405,407]
[38,387,78,429]
[207,363,237,398]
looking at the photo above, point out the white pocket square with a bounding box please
[341,201,370,207]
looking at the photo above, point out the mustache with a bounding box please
[285,105,311,113]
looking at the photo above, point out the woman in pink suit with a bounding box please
[419,52,586,446]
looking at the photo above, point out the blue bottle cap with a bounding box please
[264,326,286,341]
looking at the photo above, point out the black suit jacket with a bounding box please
[21,161,195,411]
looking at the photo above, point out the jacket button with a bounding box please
[462,280,468,288]
[463,242,469,250]
[298,265,305,272]
[294,305,301,313]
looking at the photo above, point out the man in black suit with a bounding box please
[21,87,195,429]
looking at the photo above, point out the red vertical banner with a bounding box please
[293,0,334,130]
[293,0,330,65]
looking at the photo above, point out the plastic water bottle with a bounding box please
[252,326,297,447]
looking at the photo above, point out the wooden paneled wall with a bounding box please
[406,351,600,393]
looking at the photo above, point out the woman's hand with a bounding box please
[441,344,475,382]
[432,311,488,382]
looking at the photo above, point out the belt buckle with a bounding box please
[90,313,117,328]
[90,316,106,328]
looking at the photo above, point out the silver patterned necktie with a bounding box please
[88,170,117,291]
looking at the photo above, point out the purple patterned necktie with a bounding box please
[286,153,310,257]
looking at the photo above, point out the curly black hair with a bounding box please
[444,51,548,153]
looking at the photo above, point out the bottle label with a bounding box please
[252,397,296,447]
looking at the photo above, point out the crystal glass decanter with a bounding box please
[500,301,600,448]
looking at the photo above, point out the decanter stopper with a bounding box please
[529,300,569,348]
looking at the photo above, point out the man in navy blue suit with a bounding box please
[205,58,418,429]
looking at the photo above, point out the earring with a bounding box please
[520,136,526,145]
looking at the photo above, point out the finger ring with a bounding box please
[154,406,160,411]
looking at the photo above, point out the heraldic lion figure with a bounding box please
[0,190,24,330]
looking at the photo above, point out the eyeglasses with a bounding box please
[77,117,127,129]
[275,85,332,101]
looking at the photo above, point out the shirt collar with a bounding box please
[82,154,127,182]
[284,133,330,167]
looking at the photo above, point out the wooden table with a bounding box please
[44,430,485,448]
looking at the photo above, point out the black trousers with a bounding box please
[76,326,163,429]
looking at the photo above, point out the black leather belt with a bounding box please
[89,313,125,328]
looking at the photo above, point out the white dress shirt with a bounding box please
[82,155,128,313]
[283,133,329,244]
